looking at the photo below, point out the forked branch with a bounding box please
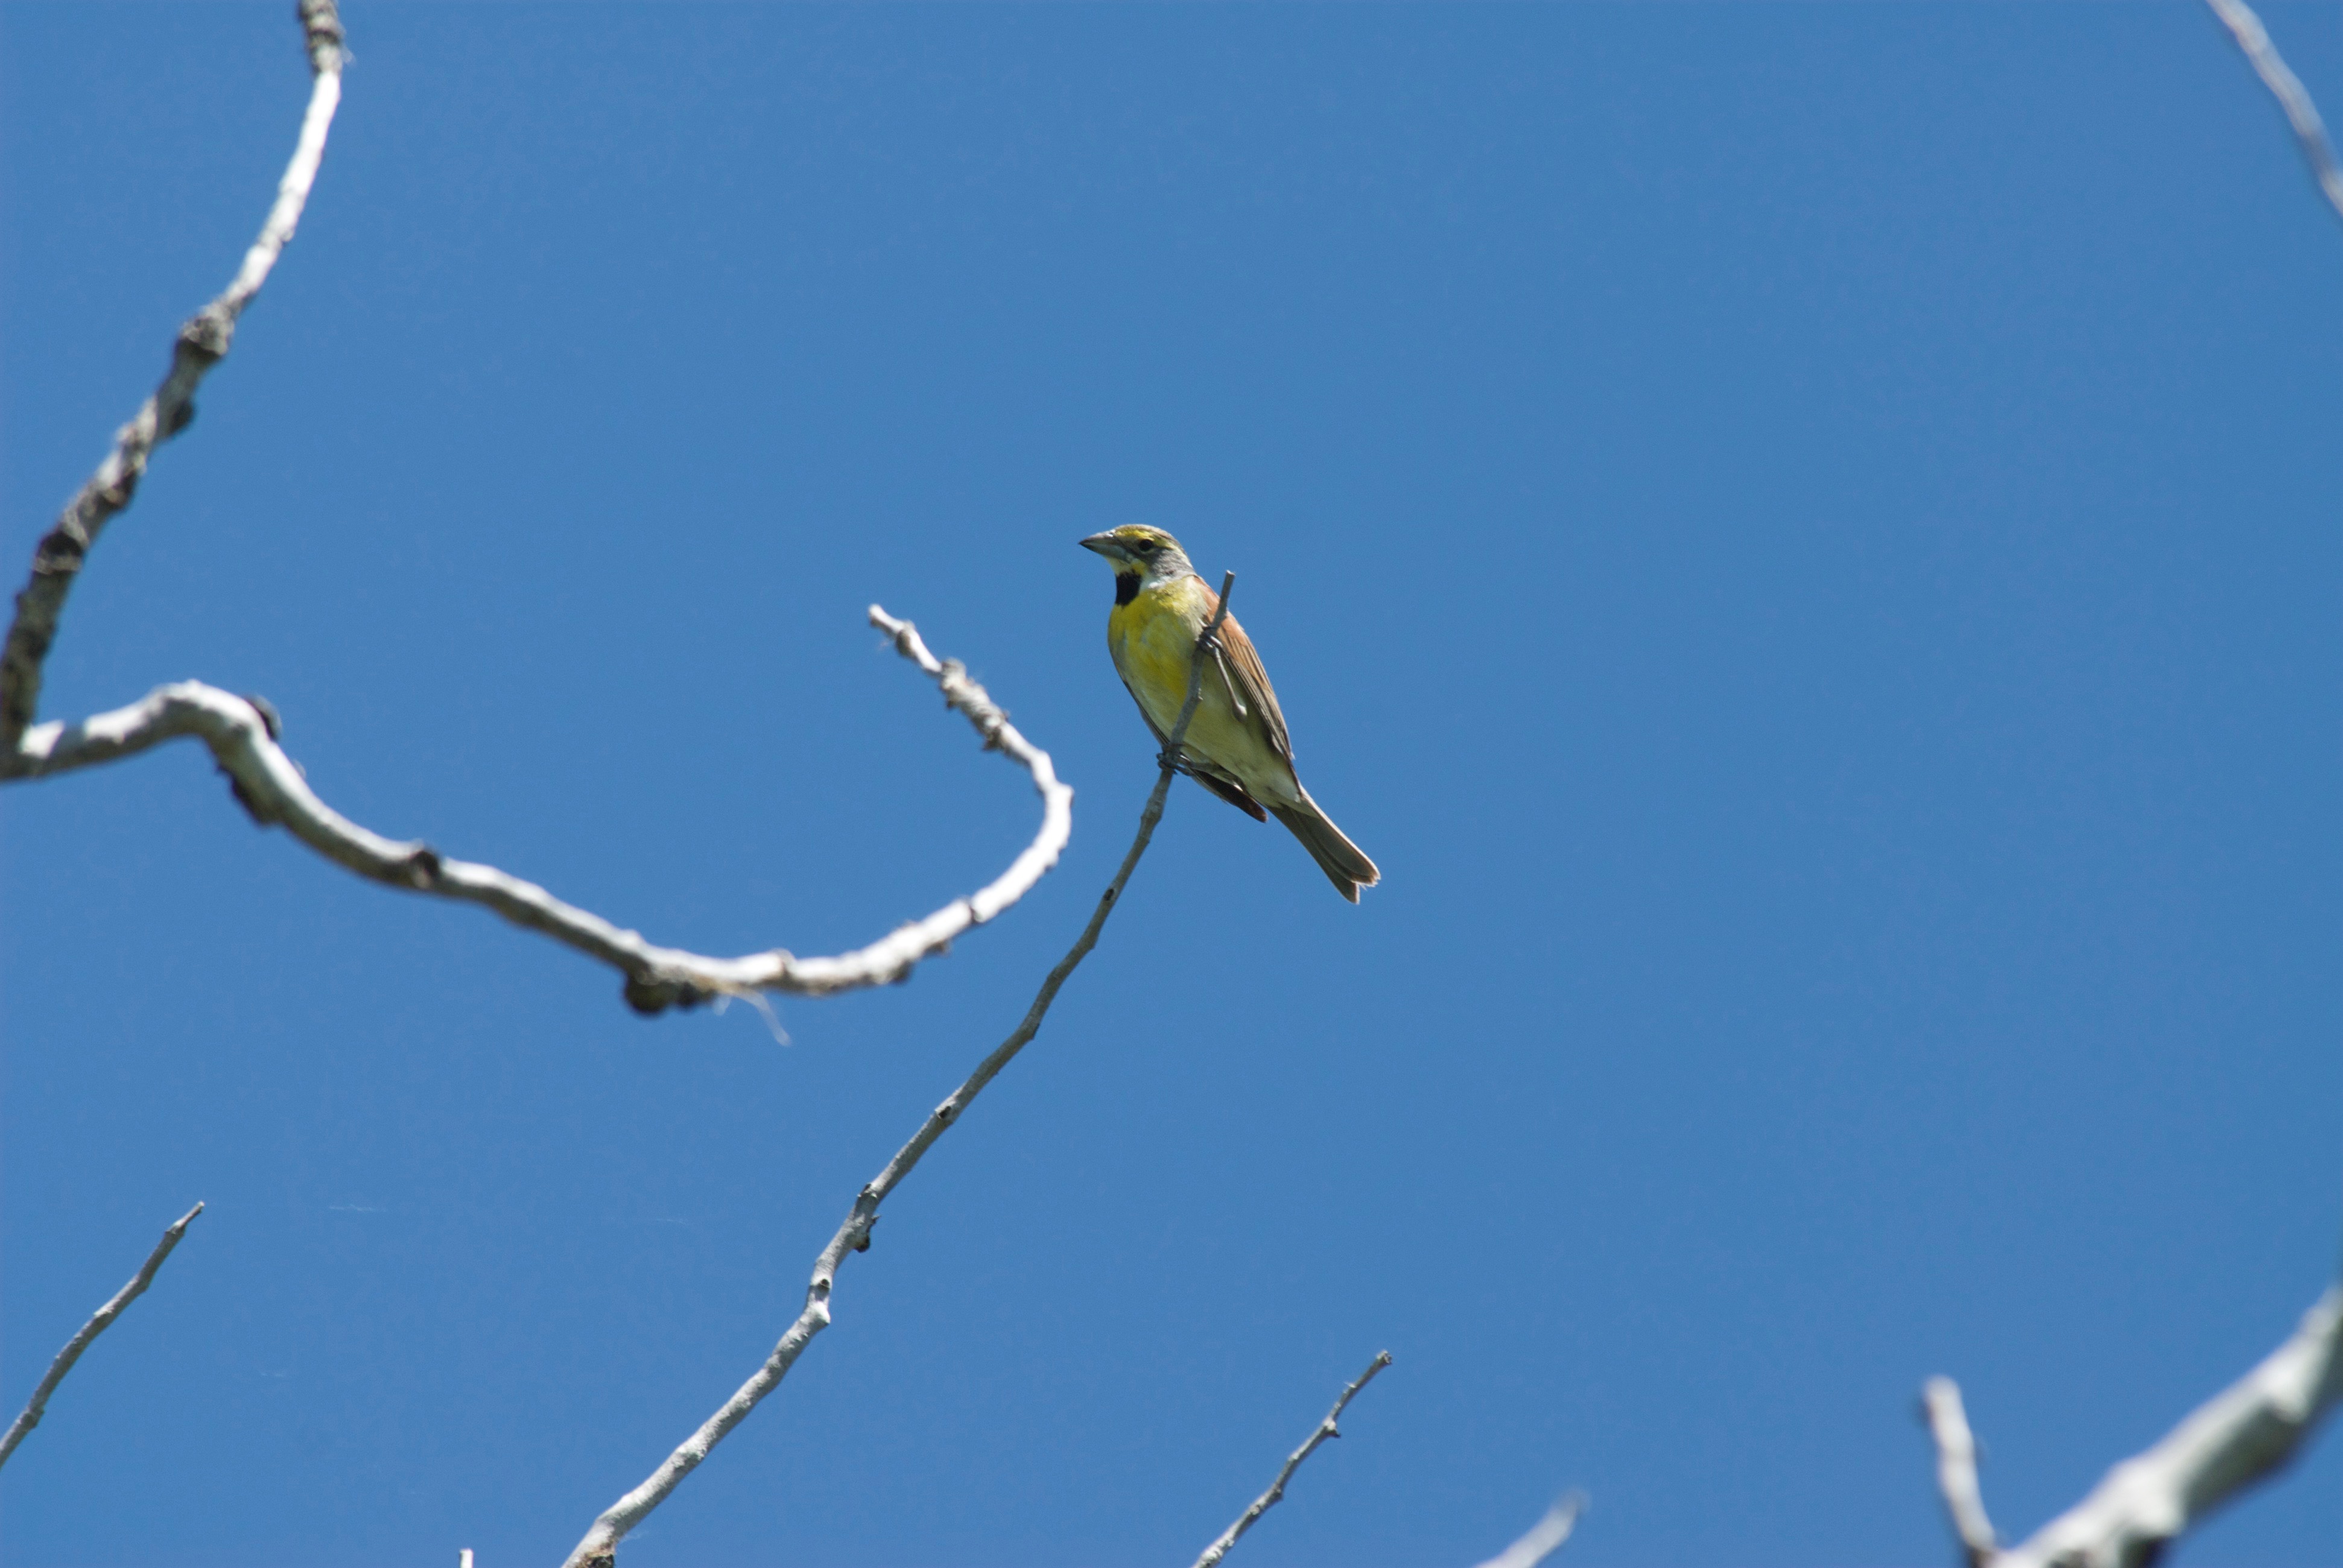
[8,610,1073,1013]
[0,1204,204,1472]
[0,1,346,754]
[1921,1282,2343,1568]
[559,578,1238,1568]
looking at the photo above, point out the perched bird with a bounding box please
[1079,525,1380,902]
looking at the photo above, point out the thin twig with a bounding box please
[1190,1350,1393,1568]
[2203,0,2343,225]
[0,1,346,753]
[1471,1492,1589,1568]
[1920,1377,2000,1567]
[1159,571,1238,779]
[559,581,1238,1568]
[1989,1283,2343,1568]
[0,1203,204,1471]
[6,612,1073,1013]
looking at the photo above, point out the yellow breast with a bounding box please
[1106,575,1213,735]
[1105,573,1293,803]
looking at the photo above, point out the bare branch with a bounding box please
[0,1203,204,1472]
[1159,571,1238,781]
[1471,1492,1588,1568]
[1924,1292,2343,1567]
[559,581,1238,1568]
[4,612,1072,1012]
[1190,1350,1394,1568]
[1919,1377,2000,1567]
[1933,1284,2343,1568]
[0,1,346,753]
[2203,0,2343,225]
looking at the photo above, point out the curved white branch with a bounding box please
[0,1,346,752]
[1920,1377,1999,1567]
[1471,1493,1588,1568]
[2203,0,2343,225]
[0,1203,204,1471]
[557,580,1238,1568]
[4,609,1073,1013]
[1191,1350,1394,1568]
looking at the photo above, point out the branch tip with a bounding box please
[1920,1376,1998,1567]
[1472,1491,1589,1568]
[0,1203,208,1471]
[1189,1350,1393,1568]
[11,612,1071,1008]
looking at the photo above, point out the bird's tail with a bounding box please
[1269,786,1381,903]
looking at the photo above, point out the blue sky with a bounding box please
[3,3,2340,1565]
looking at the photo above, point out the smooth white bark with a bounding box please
[2202,0,2343,224]
[0,1204,204,1470]
[2000,1285,2343,1568]
[7,609,1072,1011]
[1923,1282,2342,1568]
[1921,1376,1999,1567]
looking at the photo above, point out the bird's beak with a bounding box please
[1079,531,1128,563]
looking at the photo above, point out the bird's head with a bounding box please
[1079,525,1195,600]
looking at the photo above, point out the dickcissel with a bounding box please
[1080,525,1380,902]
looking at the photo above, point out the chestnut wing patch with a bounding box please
[1203,595,1293,764]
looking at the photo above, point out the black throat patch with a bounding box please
[1114,572,1139,607]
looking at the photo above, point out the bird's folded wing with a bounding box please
[1203,596,1293,763]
